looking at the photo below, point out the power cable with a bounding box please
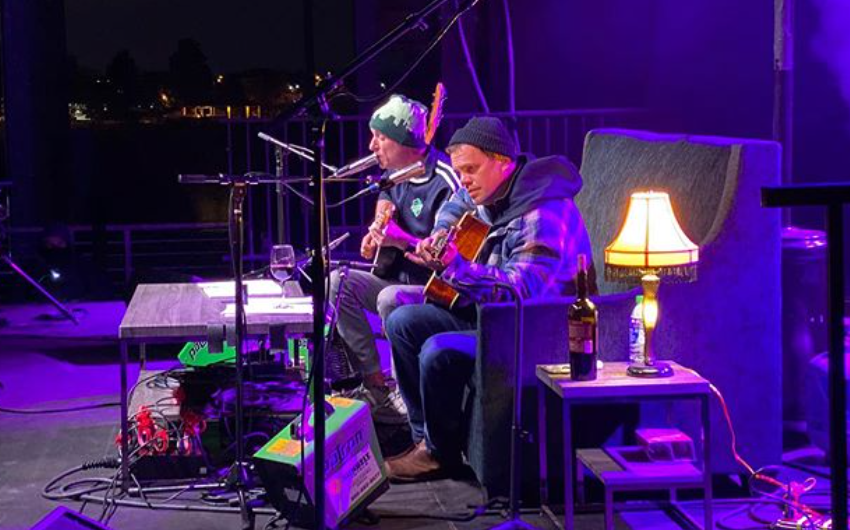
[455,0,490,113]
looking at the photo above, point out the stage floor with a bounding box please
[0,301,835,530]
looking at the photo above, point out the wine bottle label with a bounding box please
[569,321,596,354]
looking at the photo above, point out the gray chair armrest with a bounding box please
[468,297,571,498]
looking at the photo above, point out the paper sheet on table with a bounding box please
[221,296,313,316]
[199,279,283,298]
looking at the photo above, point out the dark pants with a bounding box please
[328,268,424,376]
[384,303,476,465]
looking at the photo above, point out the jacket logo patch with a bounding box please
[411,198,424,217]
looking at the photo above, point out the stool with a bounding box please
[577,447,708,530]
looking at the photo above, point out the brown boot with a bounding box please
[384,441,446,482]
[384,440,418,463]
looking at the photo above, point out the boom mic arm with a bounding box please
[257,132,338,173]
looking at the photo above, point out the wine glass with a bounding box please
[270,244,296,286]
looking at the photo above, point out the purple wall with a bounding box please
[438,0,849,246]
[439,0,773,136]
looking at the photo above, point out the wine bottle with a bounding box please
[569,254,598,381]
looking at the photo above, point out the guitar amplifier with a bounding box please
[254,396,388,529]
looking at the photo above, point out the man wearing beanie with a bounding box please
[384,116,594,481]
[329,94,461,425]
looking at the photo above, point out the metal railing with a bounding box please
[224,107,649,258]
[3,108,650,292]
[5,223,230,289]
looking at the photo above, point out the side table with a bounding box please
[536,361,713,530]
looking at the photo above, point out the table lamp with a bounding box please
[604,191,699,377]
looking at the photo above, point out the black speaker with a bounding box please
[30,506,114,530]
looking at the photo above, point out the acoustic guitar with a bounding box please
[423,211,491,308]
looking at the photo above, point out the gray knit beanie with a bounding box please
[369,95,428,147]
[447,117,518,160]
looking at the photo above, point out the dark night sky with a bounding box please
[64,0,351,74]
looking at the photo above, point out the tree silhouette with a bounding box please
[106,49,139,118]
[168,38,213,105]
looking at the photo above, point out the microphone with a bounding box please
[327,231,351,252]
[329,153,379,179]
[297,232,351,266]
[178,174,222,185]
[370,160,426,192]
[327,160,427,207]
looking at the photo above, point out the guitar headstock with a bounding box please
[425,82,446,146]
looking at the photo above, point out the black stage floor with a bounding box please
[0,301,836,530]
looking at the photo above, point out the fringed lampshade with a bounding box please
[604,191,699,377]
[605,191,698,280]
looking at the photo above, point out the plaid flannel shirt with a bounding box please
[441,195,592,303]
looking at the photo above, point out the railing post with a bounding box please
[123,227,132,285]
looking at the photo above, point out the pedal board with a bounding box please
[125,366,306,482]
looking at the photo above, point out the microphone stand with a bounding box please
[274,147,286,248]
[263,1,484,527]
[228,178,254,530]
[457,279,540,530]
[308,106,329,530]
[488,282,541,530]
[178,172,294,530]
[259,132,337,246]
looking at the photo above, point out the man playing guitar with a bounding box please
[384,117,595,481]
[328,92,460,425]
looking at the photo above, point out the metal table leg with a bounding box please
[538,379,550,507]
[702,394,712,530]
[563,399,574,530]
[119,339,129,490]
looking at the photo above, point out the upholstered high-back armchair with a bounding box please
[578,128,782,472]
[465,128,782,499]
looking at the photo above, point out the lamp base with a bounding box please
[627,361,673,378]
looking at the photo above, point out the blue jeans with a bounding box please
[384,303,476,466]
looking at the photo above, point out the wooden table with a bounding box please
[117,282,312,486]
[536,361,713,530]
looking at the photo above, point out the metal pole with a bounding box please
[274,146,286,245]
[826,204,847,530]
[773,0,795,224]
[310,118,327,530]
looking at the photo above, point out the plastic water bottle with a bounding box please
[629,295,645,364]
